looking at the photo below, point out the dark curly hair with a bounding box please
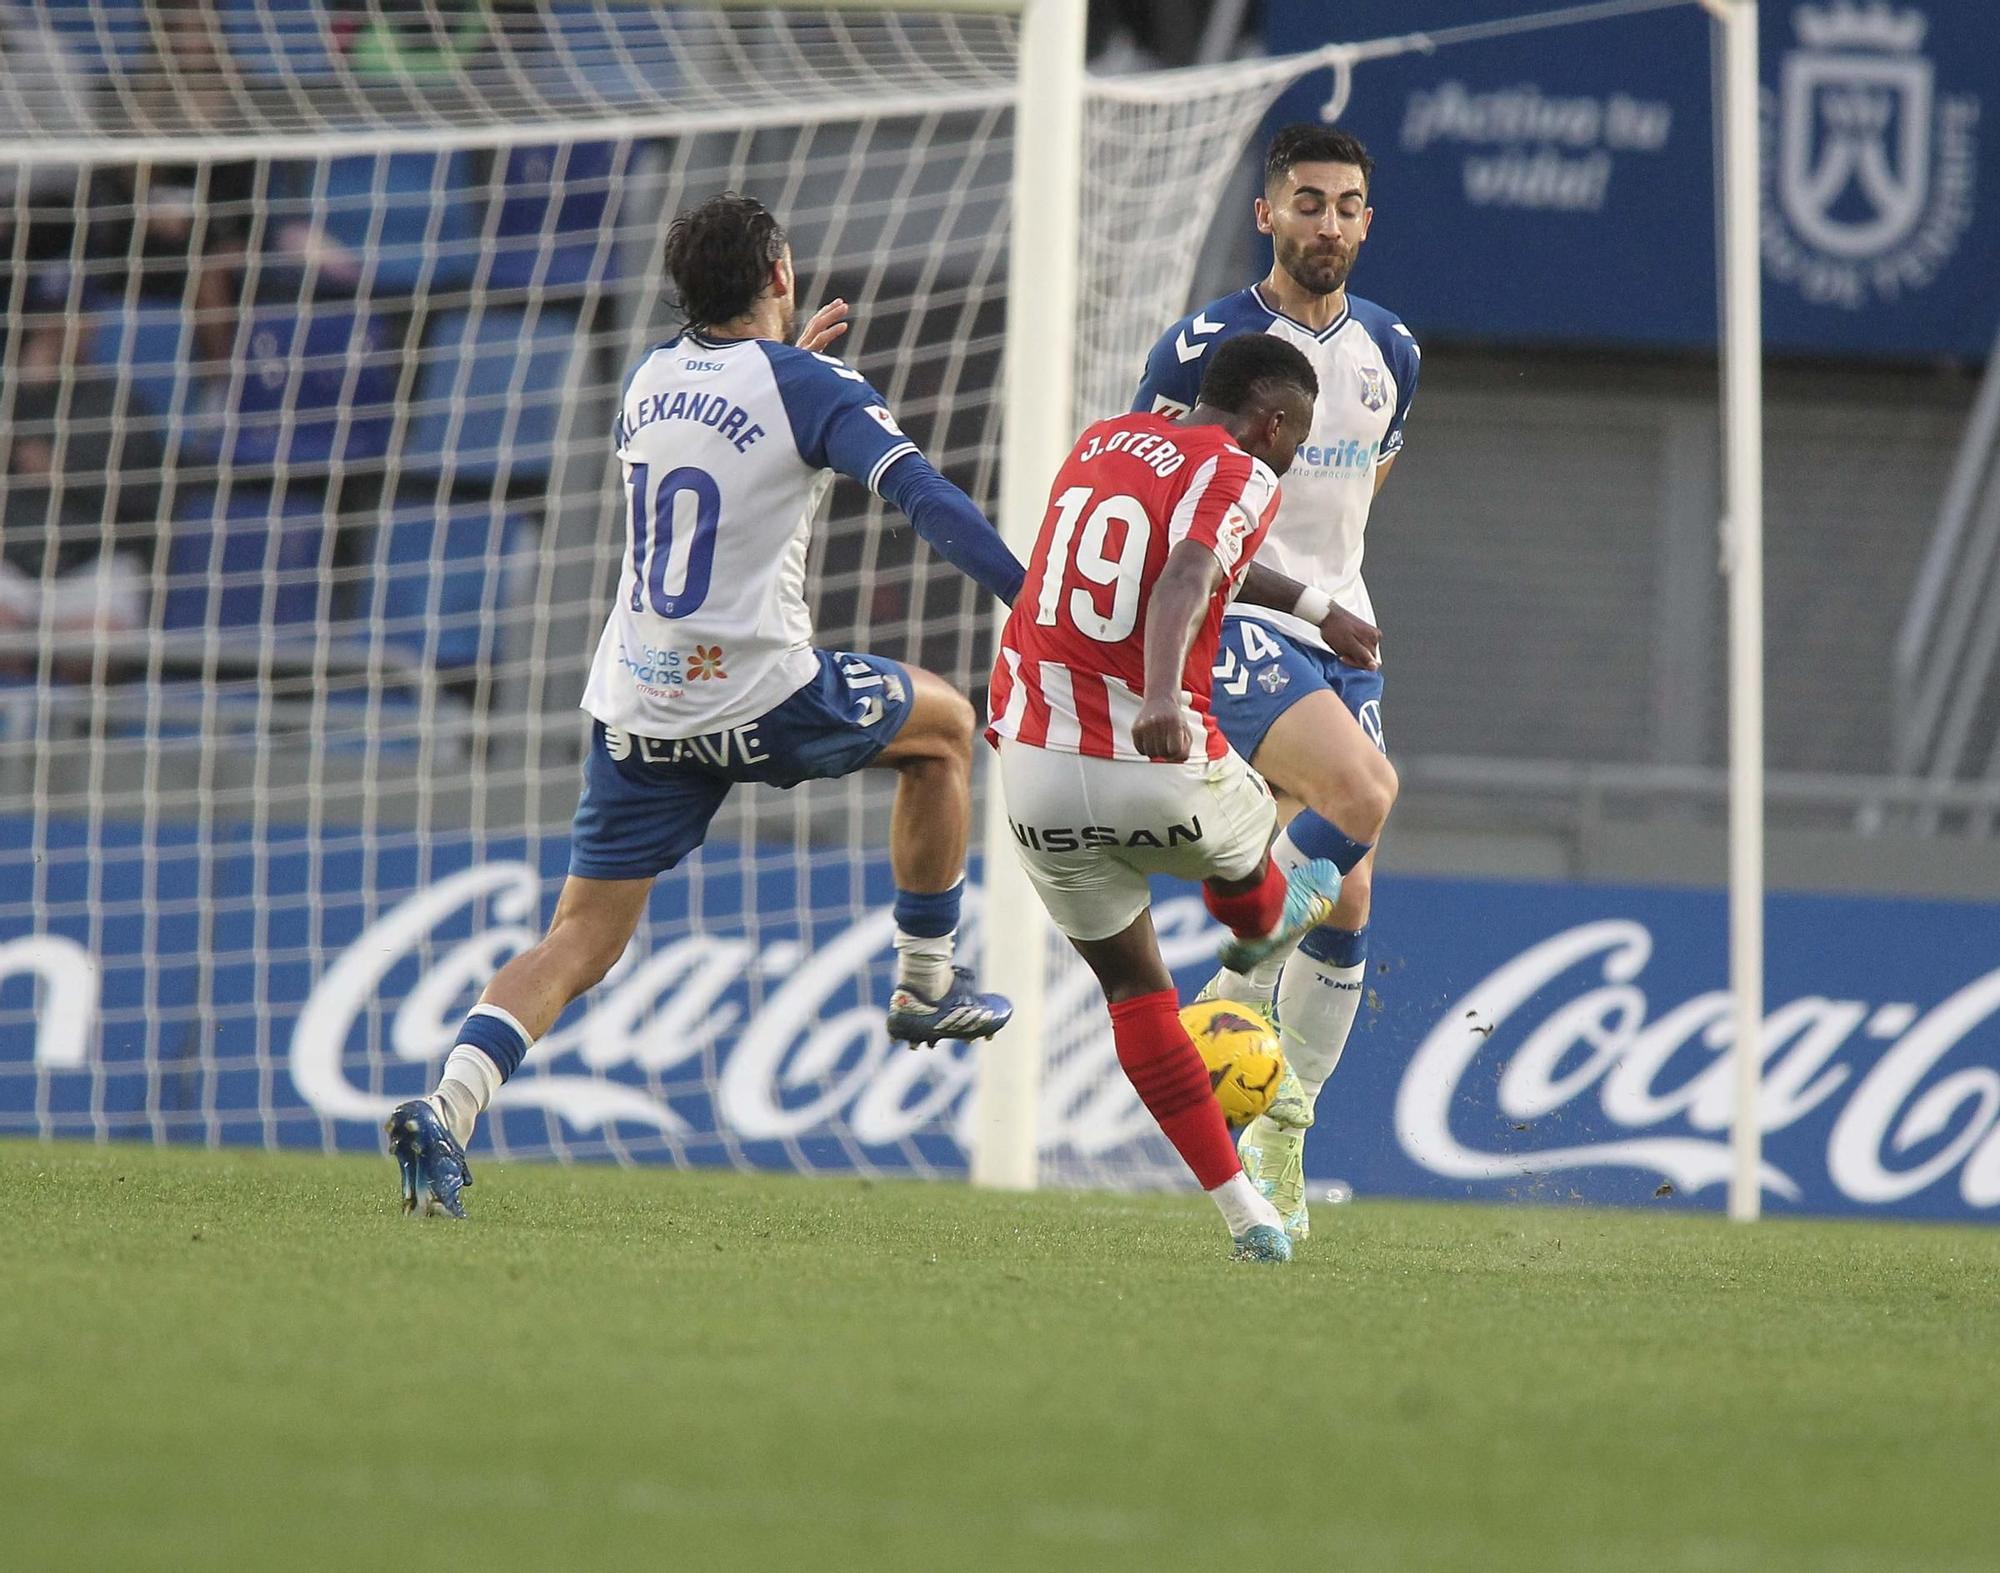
[1197,333,1318,414]
[662,192,788,328]
[1264,124,1374,194]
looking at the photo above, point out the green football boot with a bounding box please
[1238,1063,1313,1241]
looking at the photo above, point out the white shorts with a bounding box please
[996,739,1278,942]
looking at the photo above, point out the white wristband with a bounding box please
[1291,586,1333,625]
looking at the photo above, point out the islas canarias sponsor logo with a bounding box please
[1398,919,2000,1208]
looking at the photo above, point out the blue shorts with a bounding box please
[1211,615,1385,763]
[569,649,914,880]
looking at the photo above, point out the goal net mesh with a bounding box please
[0,1,1332,1185]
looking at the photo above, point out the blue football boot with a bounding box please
[1229,1223,1294,1265]
[386,1099,473,1219]
[1215,859,1343,975]
[885,966,1014,1047]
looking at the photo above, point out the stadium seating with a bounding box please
[399,305,581,493]
[220,0,346,82]
[162,483,328,632]
[366,502,530,671]
[531,2,685,107]
[483,140,626,294]
[219,302,395,473]
[263,150,479,299]
[42,0,151,73]
[81,298,197,420]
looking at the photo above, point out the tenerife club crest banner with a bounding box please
[3,809,1999,1223]
[1260,0,1994,358]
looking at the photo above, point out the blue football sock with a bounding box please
[1281,809,1372,876]
[892,880,962,999]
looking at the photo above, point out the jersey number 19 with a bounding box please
[1032,485,1154,645]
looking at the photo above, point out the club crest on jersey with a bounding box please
[1356,365,1389,412]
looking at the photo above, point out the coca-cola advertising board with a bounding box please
[3,812,1997,1221]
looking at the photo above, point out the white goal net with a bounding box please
[0,0,1528,1188]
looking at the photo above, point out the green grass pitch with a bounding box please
[4,1141,1996,1572]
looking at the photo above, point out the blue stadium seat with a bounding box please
[366,503,529,670]
[400,306,580,489]
[82,299,198,420]
[220,0,335,81]
[484,140,627,293]
[44,1,151,73]
[532,3,685,107]
[223,303,395,472]
[163,485,328,632]
[266,151,478,299]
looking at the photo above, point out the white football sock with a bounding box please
[1205,951,1285,1011]
[892,929,955,1002]
[1276,953,1367,1105]
[1210,1172,1284,1236]
[429,1044,503,1147]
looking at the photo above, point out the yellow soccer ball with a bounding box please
[1179,999,1286,1130]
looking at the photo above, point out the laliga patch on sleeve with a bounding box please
[865,404,906,437]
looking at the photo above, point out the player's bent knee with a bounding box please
[932,686,976,750]
[1366,754,1400,828]
[892,669,976,762]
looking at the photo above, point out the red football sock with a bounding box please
[1108,989,1241,1189]
[1202,857,1287,938]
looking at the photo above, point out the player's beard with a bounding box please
[1279,239,1352,297]
[776,296,797,341]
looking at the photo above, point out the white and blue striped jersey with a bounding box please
[1134,287,1419,645]
[581,329,918,738]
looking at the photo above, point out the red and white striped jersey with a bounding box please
[989,412,1279,762]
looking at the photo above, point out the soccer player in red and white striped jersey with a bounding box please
[990,334,1343,1264]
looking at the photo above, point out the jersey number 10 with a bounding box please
[1033,486,1153,645]
[627,462,721,619]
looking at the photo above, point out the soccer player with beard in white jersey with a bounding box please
[1134,125,1417,1243]
[387,193,1023,1218]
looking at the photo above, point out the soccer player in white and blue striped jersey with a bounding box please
[1134,126,1416,1242]
[389,194,1023,1217]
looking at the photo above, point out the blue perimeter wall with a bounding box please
[4,810,1998,1223]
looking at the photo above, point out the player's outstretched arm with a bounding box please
[1134,540,1226,762]
[772,343,1024,605]
[1235,559,1381,670]
[877,454,1026,606]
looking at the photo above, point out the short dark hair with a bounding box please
[1197,333,1318,415]
[663,192,788,328]
[1264,124,1374,194]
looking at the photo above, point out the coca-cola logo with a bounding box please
[14,856,2000,1214]
[286,861,1220,1157]
[2,934,97,1070]
[1399,920,2000,1208]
